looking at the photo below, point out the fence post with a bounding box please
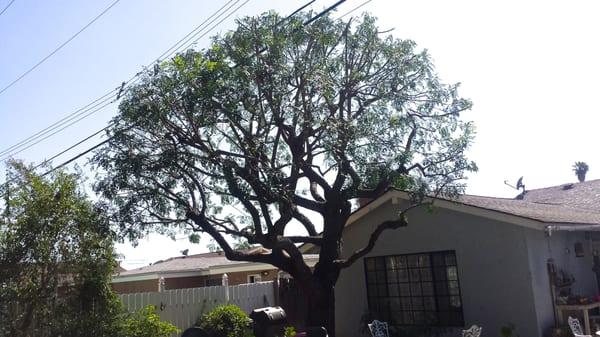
[158,277,166,292]
[274,271,281,306]
[222,273,229,303]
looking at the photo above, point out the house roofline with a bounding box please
[112,257,319,283]
[346,190,546,231]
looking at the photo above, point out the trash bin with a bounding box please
[250,306,287,337]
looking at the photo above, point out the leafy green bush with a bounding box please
[284,326,297,337]
[120,305,179,337]
[198,304,252,337]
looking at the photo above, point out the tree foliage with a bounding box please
[93,11,476,332]
[198,304,253,337]
[120,305,180,337]
[573,161,589,182]
[0,161,122,337]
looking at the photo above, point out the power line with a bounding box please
[0,99,115,162]
[0,0,16,18]
[303,0,346,26]
[40,137,112,177]
[0,0,244,160]
[337,0,372,19]
[14,0,344,180]
[179,0,250,51]
[0,91,116,159]
[27,1,255,179]
[21,124,111,175]
[0,0,122,97]
[278,0,316,24]
[152,0,242,63]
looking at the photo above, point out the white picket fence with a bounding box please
[119,281,275,334]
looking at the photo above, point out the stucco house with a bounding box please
[113,248,318,294]
[335,180,600,337]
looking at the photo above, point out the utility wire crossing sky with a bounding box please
[1,0,599,268]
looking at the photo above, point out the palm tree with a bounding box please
[573,161,589,182]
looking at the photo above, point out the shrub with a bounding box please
[284,326,297,337]
[199,304,252,337]
[120,305,180,337]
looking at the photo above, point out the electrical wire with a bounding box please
[337,0,372,19]
[179,0,250,51]
[0,0,122,97]
[0,99,115,162]
[9,0,345,181]
[0,0,16,18]
[0,0,244,161]
[20,0,255,179]
[20,124,112,175]
[0,91,116,159]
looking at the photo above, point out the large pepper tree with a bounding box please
[92,11,476,336]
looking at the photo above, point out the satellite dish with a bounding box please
[181,249,189,256]
[516,176,524,191]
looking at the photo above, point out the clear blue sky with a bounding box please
[2,0,600,268]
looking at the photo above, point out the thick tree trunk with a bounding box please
[303,276,337,337]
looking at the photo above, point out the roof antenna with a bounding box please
[505,176,526,199]
[516,176,525,191]
[505,176,526,198]
[504,176,525,191]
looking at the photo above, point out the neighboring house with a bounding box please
[335,180,600,337]
[112,248,319,294]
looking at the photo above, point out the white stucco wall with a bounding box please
[335,199,544,337]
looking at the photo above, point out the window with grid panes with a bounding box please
[364,251,464,327]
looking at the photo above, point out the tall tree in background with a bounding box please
[93,12,476,334]
[0,162,122,337]
[573,161,589,182]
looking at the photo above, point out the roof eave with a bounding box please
[346,190,548,231]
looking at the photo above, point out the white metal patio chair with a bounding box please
[462,325,482,337]
[368,320,389,337]
[568,316,594,337]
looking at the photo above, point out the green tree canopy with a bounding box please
[0,162,121,337]
[93,11,476,334]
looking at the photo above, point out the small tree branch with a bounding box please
[284,236,323,245]
[335,203,428,268]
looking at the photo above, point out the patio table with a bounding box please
[556,302,600,335]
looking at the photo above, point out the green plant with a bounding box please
[284,326,297,337]
[0,161,124,337]
[500,323,519,337]
[198,304,252,337]
[120,305,180,337]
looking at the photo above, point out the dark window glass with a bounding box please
[422,282,434,296]
[398,269,409,282]
[365,251,464,327]
[204,278,221,286]
[421,268,433,281]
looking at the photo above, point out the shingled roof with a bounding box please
[348,179,600,230]
[434,179,600,225]
[117,249,319,276]
[519,179,600,213]
[453,194,600,225]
